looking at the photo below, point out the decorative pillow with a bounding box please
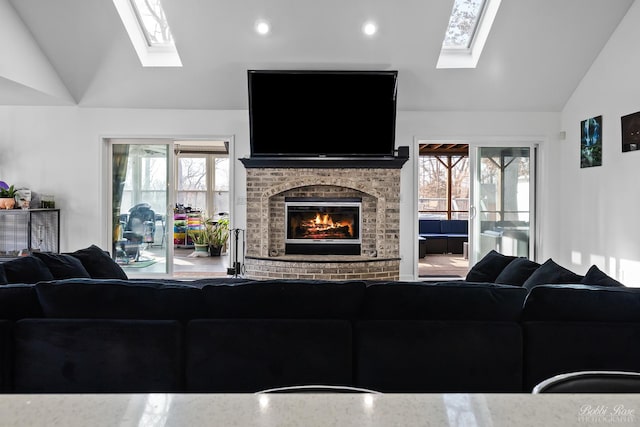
[31,252,91,279]
[2,256,55,284]
[465,250,517,283]
[66,245,128,280]
[581,265,624,287]
[0,263,7,285]
[494,257,541,286]
[522,258,583,291]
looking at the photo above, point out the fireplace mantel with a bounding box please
[239,156,408,169]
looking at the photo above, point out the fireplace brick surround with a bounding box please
[243,166,403,280]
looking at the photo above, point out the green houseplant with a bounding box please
[206,217,229,256]
[188,228,209,253]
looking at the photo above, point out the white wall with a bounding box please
[552,0,640,286]
[0,105,561,279]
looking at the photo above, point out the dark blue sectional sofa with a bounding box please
[1,247,639,393]
[418,219,468,255]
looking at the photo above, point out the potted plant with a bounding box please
[188,228,209,254]
[0,181,17,209]
[206,217,229,256]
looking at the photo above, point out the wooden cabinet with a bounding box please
[0,209,60,258]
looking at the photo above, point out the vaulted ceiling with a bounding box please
[4,0,635,111]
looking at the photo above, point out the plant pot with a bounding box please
[194,243,209,254]
[209,245,222,256]
[0,198,15,210]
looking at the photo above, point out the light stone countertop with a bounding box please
[1,393,639,427]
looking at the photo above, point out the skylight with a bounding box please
[442,0,486,49]
[437,0,501,69]
[113,0,182,67]
[130,0,175,46]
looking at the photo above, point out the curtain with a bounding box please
[112,144,130,250]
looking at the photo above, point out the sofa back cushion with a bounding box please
[2,256,54,284]
[201,280,366,319]
[418,219,441,234]
[522,284,640,322]
[35,279,205,320]
[440,220,468,234]
[363,281,526,321]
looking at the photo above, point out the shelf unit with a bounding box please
[174,211,202,248]
[0,209,60,258]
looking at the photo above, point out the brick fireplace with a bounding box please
[241,158,407,280]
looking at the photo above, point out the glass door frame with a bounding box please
[468,139,538,266]
[104,138,176,277]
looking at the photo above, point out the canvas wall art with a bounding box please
[580,115,602,168]
[621,111,640,152]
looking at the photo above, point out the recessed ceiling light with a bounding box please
[255,20,270,35]
[362,21,377,36]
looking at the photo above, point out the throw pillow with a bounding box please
[522,258,583,291]
[66,245,128,280]
[465,250,517,283]
[2,256,55,284]
[31,252,91,280]
[581,265,624,287]
[494,257,541,286]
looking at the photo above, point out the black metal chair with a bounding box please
[532,371,640,393]
[120,203,156,262]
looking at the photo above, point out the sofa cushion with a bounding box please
[0,264,6,285]
[0,284,43,319]
[363,281,526,321]
[494,257,541,286]
[31,253,91,279]
[2,256,54,284]
[14,319,183,392]
[581,265,624,287]
[522,284,640,322]
[66,245,128,280]
[465,250,516,282]
[186,319,353,392]
[440,220,468,234]
[419,219,442,234]
[522,258,583,291]
[35,279,205,320]
[201,280,366,319]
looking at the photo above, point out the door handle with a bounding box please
[469,206,477,219]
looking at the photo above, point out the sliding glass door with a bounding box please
[110,141,172,276]
[469,143,536,265]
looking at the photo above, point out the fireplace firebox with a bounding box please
[285,197,361,255]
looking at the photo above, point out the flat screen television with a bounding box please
[248,70,398,158]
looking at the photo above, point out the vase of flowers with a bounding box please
[0,181,16,209]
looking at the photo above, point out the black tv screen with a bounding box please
[248,70,398,158]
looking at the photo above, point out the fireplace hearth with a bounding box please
[285,197,361,255]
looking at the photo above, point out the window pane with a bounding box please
[443,0,486,49]
[451,156,470,219]
[418,156,447,212]
[130,0,175,46]
[178,158,207,191]
[214,158,229,191]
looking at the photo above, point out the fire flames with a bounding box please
[292,212,354,239]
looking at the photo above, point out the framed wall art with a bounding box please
[580,115,602,168]
[621,111,640,152]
